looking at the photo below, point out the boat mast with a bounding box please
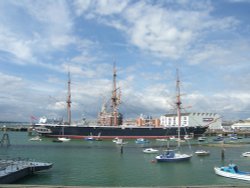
[111,63,119,126]
[176,69,182,148]
[67,71,71,125]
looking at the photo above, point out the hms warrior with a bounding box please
[35,65,209,139]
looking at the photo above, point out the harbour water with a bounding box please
[1,131,250,186]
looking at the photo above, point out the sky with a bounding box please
[0,0,250,122]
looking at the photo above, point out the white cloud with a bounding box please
[183,91,250,120]
[0,0,77,66]
[0,0,249,122]
[47,101,66,111]
[187,40,250,71]
[73,1,239,60]
[0,72,23,90]
[122,2,239,59]
[74,0,128,17]
[228,0,250,3]
[0,28,35,64]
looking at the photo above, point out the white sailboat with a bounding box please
[58,137,71,142]
[143,148,159,154]
[29,136,42,141]
[54,71,71,143]
[242,152,250,157]
[195,150,210,156]
[155,69,192,162]
[57,126,71,142]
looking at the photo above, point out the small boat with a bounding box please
[156,138,168,142]
[230,136,238,140]
[135,138,150,144]
[169,137,185,142]
[213,136,224,142]
[35,126,52,134]
[195,150,210,156]
[184,134,193,140]
[113,138,128,145]
[242,152,250,157]
[214,164,250,181]
[29,136,42,141]
[84,133,102,141]
[84,136,96,141]
[58,137,71,142]
[197,136,207,142]
[155,150,192,162]
[112,137,120,143]
[229,134,243,140]
[52,138,63,143]
[143,148,159,154]
[169,136,176,141]
[176,138,186,143]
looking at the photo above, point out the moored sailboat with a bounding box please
[195,150,210,156]
[155,69,192,162]
[143,148,159,154]
[242,152,250,157]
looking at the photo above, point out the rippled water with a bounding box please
[1,132,250,186]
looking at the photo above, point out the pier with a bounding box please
[0,126,29,132]
[0,159,52,184]
[0,185,249,188]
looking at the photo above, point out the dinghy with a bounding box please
[214,164,250,181]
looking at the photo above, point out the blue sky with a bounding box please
[0,0,250,122]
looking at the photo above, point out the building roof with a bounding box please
[163,113,190,117]
[163,112,218,117]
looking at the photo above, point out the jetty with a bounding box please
[0,158,52,184]
[0,185,249,188]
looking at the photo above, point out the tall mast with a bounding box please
[67,71,71,125]
[176,69,181,148]
[111,63,118,126]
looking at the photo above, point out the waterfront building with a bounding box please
[231,119,250,131]
[136,114,160,127]
[160,112,222,129]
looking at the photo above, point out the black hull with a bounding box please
[41,125,208,139]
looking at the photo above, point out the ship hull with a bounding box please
[38,125,208,139]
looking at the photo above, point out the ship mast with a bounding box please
[176,69,181,148]
[111,63,119,126]
[67,71,71,125]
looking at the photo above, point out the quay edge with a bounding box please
[0,185,249,188]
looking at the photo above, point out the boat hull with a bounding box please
[37,125,208,139]
[143,148,159,154]
[242,152,250,157]
[214,167,250,181]
[195,150,210,156]
[156,154,192,162]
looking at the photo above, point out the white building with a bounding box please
[160,112,222,129]
[231,119,250,131]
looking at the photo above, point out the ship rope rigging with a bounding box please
[175,69,192,152]
[167,70,220,131]
[67,71,72,125]
[98,63,122,126]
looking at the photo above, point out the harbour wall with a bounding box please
[0,185,250,188]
